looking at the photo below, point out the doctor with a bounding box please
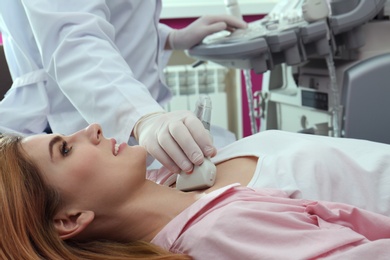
[0,0,247,173]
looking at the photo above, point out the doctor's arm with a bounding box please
[20,0,217,173]
[20,0,160,140]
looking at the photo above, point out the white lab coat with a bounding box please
[0,0,172,145]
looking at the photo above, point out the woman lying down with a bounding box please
[1,124,390,259]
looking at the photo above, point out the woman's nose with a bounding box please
[85,123,103,144]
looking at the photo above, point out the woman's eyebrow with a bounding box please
[49,135,63,160]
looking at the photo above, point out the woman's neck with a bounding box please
[105,180,203,242]
[97,156,258,242]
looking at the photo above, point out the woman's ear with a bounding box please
[53,210,95,240]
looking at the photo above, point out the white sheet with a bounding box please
[213,130,390,216]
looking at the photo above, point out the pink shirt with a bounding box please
[151,184,390,259]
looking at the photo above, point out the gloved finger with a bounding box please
[201,14,247,29]
[201,22,230,36]
[158,126,195,173]
[168,120,205,166]
[148,138,182,174]
[183,116,217,158]
[225,26,241,33]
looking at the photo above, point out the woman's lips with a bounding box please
[115,142,127,156]
[111,138,126,156]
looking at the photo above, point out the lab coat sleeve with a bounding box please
[158,23,172,47]
[158,23,173,69]
[19,0,164,143]
[0,82,49,135]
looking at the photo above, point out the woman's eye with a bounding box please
[60,141,72,156]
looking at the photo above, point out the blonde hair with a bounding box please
[0,134,190,260]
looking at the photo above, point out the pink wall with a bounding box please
[161,15,264,137]
[239,15,264,137]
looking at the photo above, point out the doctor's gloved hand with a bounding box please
[168,15,247,50]
[133,111,217,173]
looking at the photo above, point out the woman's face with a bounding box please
[20,124,148,210]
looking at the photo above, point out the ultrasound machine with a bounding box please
[187,0,390,144]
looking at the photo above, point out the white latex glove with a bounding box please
[133,111,217,173]
[168,14,247,50]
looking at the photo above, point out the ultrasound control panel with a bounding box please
[187,0,386,74]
